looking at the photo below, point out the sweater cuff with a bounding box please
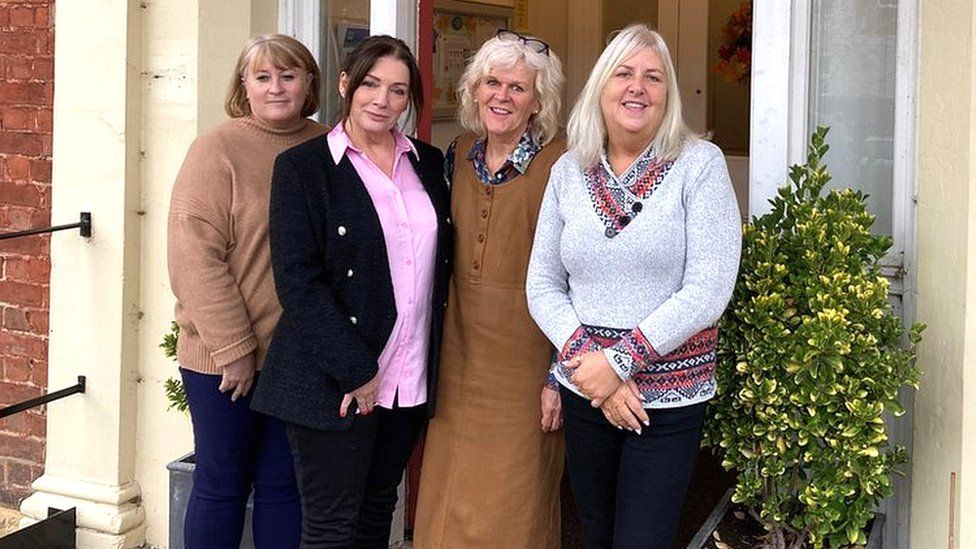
[604,327,660,380]
[210,334,259,367]
[545,371,560,390]
[558,325,600,361]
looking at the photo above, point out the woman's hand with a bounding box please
[340,374,380,418]
[219,353,256,402]
[599,379,649,433]
[564,351,622,407]
[540,386,563,432]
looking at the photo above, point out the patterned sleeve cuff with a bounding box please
[604,327,660,380]
[558,325,599,361]
[545,371,560,390]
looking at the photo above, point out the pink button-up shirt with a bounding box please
[328,124,437,408]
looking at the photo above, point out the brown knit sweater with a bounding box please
[167,116,326,375]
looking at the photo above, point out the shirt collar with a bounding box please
[327,122,419,165]
[466,130,541,175]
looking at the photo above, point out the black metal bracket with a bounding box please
[0,376,86,420]
[0,212,91,241]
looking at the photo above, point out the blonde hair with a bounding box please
[456,34,565,146]
[567,24,693,168]
[225,34,321,119]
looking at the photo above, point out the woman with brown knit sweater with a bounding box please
[166,35,325,549]
[414,30,567,549]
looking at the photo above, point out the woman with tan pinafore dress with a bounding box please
[415,30,566,549]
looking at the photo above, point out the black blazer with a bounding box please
[251,134,451,431]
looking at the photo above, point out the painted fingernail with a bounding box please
[636,428,642,435]
[643,420,650,426]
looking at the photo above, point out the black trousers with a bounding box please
[561,388,705,549]
[285,404,427,549]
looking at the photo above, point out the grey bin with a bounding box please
[167,452,255,549]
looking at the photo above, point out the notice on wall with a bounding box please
[433,3,512,119]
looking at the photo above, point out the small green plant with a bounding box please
[703,127,922,548]
[161,321,188,413]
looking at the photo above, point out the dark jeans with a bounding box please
[561,387,705,549]
[285,403,427,549]
[180,368,301,549]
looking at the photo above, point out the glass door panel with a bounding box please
[320,0,372,123]
[808,0,898,238]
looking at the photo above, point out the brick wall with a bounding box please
[0,0,53,508]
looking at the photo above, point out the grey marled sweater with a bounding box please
[526,139,742,408]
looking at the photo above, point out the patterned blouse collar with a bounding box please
[466,129,542,184]
[598,140,656,186]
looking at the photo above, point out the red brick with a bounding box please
[29,359,46,387]
[33,109,52,133]
[34,7,49,28]
[0,382,43,409]
[6,55,32,80]
[25,412,44,438]
[30,158,50,181]
[0,232,48,256]
[0,6,9,27]
[0,412,29,435]
[0,279,46,307]
[9,7,35,28]
[0,180,42,207]
[25,81,50,105]
[5,460,35,488]
[0,131,42,155]
[0,32,37,55]
[2,356,32,383]
[0,81,31,104]
[32,56,53,81]
[39,133,51,155]
[1,205,46,231]
[1,107,30,130]
[3,257,50,283]
[26,309,47,334]
[4,154,30,180]
[2,307,32,332]
[0,332,48,360]
[0,433,42,461]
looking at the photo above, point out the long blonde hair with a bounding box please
[567,24,693,168]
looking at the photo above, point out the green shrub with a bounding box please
[703,127,923,548]
[160,321,188,413]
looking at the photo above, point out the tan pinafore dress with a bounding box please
[414,134,566,549]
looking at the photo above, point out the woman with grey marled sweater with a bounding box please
[526,23,741,549]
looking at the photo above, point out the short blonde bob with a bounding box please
[225,34,321,119]
[567,24,693,168]
[456,33,565,146]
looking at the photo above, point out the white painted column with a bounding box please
[748,0,793,217]
[19,0,147,546]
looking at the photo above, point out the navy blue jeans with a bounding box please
[561,387,705,549]
[180,368,301,549]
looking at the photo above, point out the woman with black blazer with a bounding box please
[250,35,451,549]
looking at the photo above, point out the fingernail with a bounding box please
[643,420,650,426]
[616,425,623,430]
[636,428,642,435]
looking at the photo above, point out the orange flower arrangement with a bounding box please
[714,0,752,85]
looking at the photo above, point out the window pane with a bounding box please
[321,0,371,124]
[808,0,897,236]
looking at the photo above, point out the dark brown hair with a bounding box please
[225,34,321,119]
[338,35,423,123]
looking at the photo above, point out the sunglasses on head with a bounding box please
[496,29,550,56]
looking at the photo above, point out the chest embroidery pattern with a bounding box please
[583,154,673,238]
